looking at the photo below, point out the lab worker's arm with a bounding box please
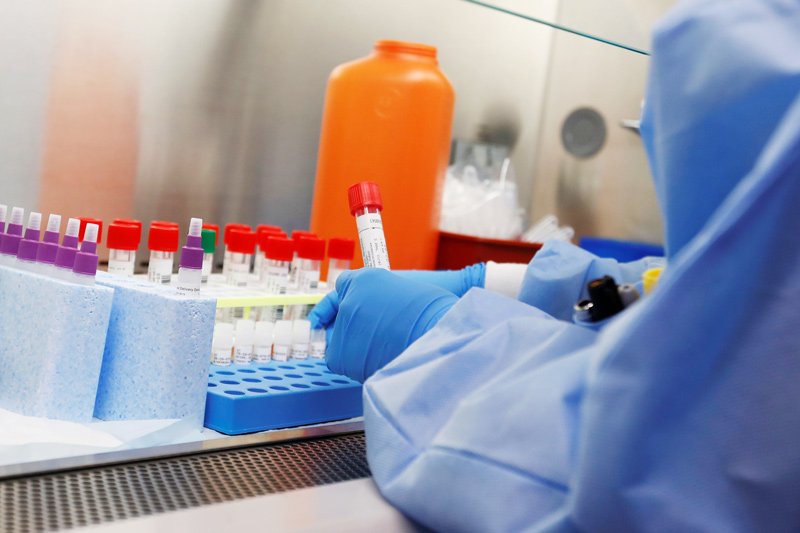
[364,288,598,532]
[519,240,664,321]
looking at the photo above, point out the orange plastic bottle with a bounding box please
[310,40,454,273]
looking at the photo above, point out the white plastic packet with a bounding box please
[440,156,525,240]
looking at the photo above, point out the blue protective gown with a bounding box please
[362,0,800,530]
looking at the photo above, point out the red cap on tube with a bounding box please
[297,237,325,261]
[79,217,104,244]
[147,225,179,252]
[227,229,256,254]
[203,223,220,245]
[327,237,355,260]
[291,230,317,240]
[348,181,383,215]
[257,228,286,250]
[151,220,179,229]
[113,218,142,232]
[264,236,294,262]
[224,223,251,245]
[257,224,283,235]
[107,222,141,251]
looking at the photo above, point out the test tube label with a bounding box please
[254,345,272,363]
[291,343,309,360]
[272,345,290,362]
[310,342,325,359]
[213,349,232,366]
[355,213,390,270]
[234,346,253,365]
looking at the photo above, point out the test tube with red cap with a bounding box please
[106,222,141,276]
[288,230,317,289]
[113,218,142,232]
[225,228,256,287]
[222,223,251,275]
[261,236,293,294]
[326,237,355,288]
[348,181,390,270]
[296,237,325,293]
[147,223,179,284]
[255,225,284,275]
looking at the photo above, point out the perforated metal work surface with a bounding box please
[0,433,369,533]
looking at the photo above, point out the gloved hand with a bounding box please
[308,268,458,383]
[395,262,486,297]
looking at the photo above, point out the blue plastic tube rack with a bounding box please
[204,361,362,435]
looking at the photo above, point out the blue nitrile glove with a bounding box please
[395,263,486,297]
[308,268,458,383]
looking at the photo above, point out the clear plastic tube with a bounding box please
[297,258,321,293]
[263,259,290,294]
[288,252,301,291]
[310,328,326,359]
[291,320,311,360]
[147,250,174,284]
[234,320,255,365]
[225,252,252,286]
[327,258,351,288]
[272,320,293,362]
[254,321,274,363]
[108,249,136,276]
[202,253,213,283]
[212,323,234,366]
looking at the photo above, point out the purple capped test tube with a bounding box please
[53,217,81,279]
[71,223,99,285]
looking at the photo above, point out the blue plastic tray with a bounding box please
[204,361,363,435]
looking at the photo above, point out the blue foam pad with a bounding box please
[204,361,362,435]
[0,265,113,422]
[94,273,215,426]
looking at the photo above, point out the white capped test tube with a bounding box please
[291,320,311,360]
[310,328,326,359]
[212,323,234,366]
[234,320,255,365]
[254,321,274,363]
[272,320,292,362]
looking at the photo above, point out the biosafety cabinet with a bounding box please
[0,1,670,531]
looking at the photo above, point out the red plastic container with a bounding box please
[436,231,542,270]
